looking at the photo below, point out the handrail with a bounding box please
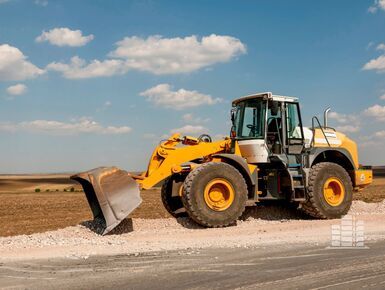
[273,118,287,159]
[267,117,289,165]
[311,116,330,147]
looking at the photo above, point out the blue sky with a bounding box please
[1,0,385,173]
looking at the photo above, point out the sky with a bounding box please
[1,0,385,173]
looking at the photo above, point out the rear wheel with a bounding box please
[161,177,186,218]
[182,162,248,227]
[301,162,353,219]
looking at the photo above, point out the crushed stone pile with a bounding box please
[0,200,384,260]
[349,199,385,215]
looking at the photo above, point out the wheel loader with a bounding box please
[72,92,372,235]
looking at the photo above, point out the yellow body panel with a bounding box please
[137,134,231,189]
[313,128,359,168]
[232,140,258,173]
[354,169,373,188]
[313,128,372,188]
[136,127,371,192]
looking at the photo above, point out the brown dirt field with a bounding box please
[353,176,385,203]
[0,174,79,193]
[0,192,91,237]
[0,175,384,237]
[0,188,170,237]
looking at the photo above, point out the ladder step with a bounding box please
[293,197,306,202]
[288,163,302,168]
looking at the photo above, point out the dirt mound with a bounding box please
[1,200,384,256]
[349,199,385,215]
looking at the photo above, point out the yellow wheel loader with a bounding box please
[72,92,372,235]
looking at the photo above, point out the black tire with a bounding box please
[181,162,248,227]
[161,177,186,218]
[301,162,353,219]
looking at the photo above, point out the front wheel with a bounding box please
[301,162,353,219]
[182,162,248,227]
[161,177,186,218]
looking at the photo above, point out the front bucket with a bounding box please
[71,167,142,235]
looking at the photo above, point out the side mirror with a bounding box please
[230,108,236,123]
[271,101,279,116]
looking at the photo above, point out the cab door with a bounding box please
[285,102,304,154]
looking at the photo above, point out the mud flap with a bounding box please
[71,167,142,235]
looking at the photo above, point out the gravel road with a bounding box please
[0,200,384,262]
[2,240,385,289]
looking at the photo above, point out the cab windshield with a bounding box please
[233,99,266,139]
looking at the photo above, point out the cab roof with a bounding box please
[232,92,298,105]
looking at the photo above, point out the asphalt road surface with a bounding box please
[1,240,385,290]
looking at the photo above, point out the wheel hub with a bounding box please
[204,179,235,211]
[323,177,345,207]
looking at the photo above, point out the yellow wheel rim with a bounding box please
[323,177,345,207]
[204,178,235,211]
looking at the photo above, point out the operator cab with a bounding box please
[231,92,305,164]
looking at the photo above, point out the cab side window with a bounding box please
[286,103,303,140]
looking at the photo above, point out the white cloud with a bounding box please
[96,101,112,112]
[170,125,208,135]
[182,113,210,124]
[367,42,375,49]
[377,0,385,10]
[142,133,157,139]
[140,83,221,110]
[36,27,94,47]
[364,104,385,121]
[375,130,385,138]
[363,42,385,73]
[380,94,385,100]
[0,117,131,135]
[359,130,385,148]
[368,6,377,13]
[46,56,126,79]
[377,43,385,51]
[335,125,360,133]
[368,0,385,13]
[182,113,194,122]
[6,83,27,96]
[363,55,385,72]
[34,0,48,6]
[330,105,385,134]
[329,111,360,133]
[328,111,358,124]
[109,34,246,75]
[46,34,246,79]
[144,113,212,140]
[0,44,44,81]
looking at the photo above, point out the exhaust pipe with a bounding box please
[324,107,331,128]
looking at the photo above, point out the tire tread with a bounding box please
[182,162,247,227]
[301,162,353,219]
